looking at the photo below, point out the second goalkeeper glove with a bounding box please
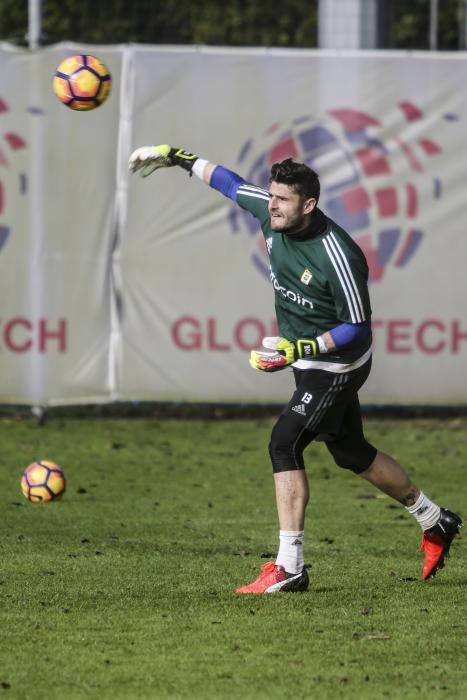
[128,144,198,178]
[249,336,320,372]
[250,337,295,372]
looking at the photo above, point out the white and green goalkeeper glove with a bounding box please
[128,144,198,178]
[249,336,320,372]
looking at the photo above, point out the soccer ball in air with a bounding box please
[20,461,66,502]
[53,54,111,111]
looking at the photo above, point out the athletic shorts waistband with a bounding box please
[292,346,372,374]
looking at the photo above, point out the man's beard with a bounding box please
[270,214,307,235]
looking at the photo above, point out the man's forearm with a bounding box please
[193,161,245,201]
[192,159,217,184]
[326,321,370,351]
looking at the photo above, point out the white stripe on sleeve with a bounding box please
[238,184,270,202]
[323,233,365,323]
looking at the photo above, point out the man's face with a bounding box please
[268,181,316,233]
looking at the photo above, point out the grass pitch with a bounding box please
[0,414,466,699]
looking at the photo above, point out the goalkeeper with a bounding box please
[129,145,462,593]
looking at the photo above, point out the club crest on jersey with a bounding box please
[300,268,313,285]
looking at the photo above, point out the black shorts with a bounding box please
[268,359,377,474]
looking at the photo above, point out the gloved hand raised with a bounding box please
[249,336,320,372]
[128,145,198,178]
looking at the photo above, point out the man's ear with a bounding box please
[303,198,317,215]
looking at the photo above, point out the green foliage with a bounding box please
[0,416,466,698]
[0,0,318,47]
[0,0,463,49]
[392,0,462,49]
[0,0,27,44]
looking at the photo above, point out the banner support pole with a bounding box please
[27,0,42,50]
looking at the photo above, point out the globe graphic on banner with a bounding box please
[228,104,444,283]
[0,97,30,255]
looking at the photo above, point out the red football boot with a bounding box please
[235,561,309,594]
[420,508,463,580]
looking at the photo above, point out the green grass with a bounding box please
[0,415,466,699]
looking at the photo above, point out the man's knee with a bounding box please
[326,436,377,474]
[269,416,309,472]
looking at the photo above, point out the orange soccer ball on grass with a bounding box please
[53,54,111,111]
[20,461,66,502]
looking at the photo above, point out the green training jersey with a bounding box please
[236,182,372,371]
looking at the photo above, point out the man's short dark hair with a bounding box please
[270,158,320,203]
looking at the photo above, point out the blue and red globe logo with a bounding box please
[229,102,450,282]
[0,97,28,253]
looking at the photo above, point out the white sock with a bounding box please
[275,530,304,574]
[406,491,440,531]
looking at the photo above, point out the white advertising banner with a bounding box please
[0,44,466,405]
[0,43,122,404]
[120,48,467,405]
